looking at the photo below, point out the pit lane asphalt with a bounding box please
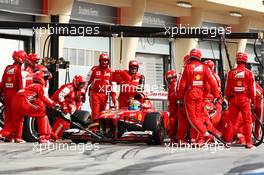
[0,141,264,175]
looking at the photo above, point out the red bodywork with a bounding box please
[70,92,169,144]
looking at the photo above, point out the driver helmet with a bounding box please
[128,99,141,110]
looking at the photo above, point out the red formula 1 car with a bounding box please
[67,92,169,145]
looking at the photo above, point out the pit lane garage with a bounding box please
[0,21,264,148]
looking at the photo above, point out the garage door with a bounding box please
[136,53,165,111]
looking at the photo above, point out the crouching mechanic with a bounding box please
[16,54,52,143]
[51,75,86,140]
[0,71,56,143]
[224,52,256,149]
[84,53,116,125]
[177,48,221,143]
[165,69,178,143]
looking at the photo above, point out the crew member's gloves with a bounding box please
[80,91,86,103]
[62,104,69,114]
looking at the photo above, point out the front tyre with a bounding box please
[143,112,165,145]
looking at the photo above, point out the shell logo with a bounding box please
[236,80,242,86]
[195,74,201,80]
[138,113,142,121]
[7,77,11,82]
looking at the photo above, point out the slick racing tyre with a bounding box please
[251,112,264,146]
[21,109,91,142]
[71,110,92,128]
[0,105,4,129]
[23,117,39,142]
[143,112,165,145]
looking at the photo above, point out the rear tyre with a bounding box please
[143,112,165,145]
[251,112,264,147]
[23,117,39,142]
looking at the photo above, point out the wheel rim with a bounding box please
[28,117,39,140]
[0,105,4,129]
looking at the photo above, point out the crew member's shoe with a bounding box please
[245,143,255,149]
[0,133,4,141]
[39,136,50,144]
[15,138,26,143]
[204,134,214,143]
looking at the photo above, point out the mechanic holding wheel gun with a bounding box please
[223,52,256,149]
[84,53,116,128]
[0,50,26,143]
[177,48,221,144]
[51,75,86,141]
[0,70,57,143]
[113,60,145,109]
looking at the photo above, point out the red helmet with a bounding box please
[129,60,139,68]
[27,53,40,67]
[236,52,248,63]
[99,53,110,62]
[189,48,202,60]
[99,53,110,68]
[165,69,177,84]
[184,55,190,64]
[12,50,27,64]
[73,75,86,89]
[204,60,215,71]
